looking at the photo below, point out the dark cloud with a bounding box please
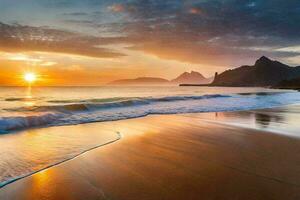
[62,12,89,16]
[0,22,125,58]
[62,19,95,26]
[38,0,76,8]
[102,0,300,65]
[2,0,300,67]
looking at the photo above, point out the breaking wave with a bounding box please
[1,92,300,133]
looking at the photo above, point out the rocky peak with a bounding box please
[255,56,272,66]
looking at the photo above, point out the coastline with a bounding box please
[0,132,122,189]
[1,106,300,199]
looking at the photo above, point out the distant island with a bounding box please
[109,56,300,89]
[108,71,212,86]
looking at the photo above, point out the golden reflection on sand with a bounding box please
[1,109,300,200]
[33,170,50,187]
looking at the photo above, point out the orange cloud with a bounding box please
[189,7,202,15]
[108,4,125,13]
[0,22,125,59]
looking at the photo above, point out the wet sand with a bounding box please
[1,110,300,199]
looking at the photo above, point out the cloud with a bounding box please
[0,52,43,63]
[40,61,57,66]
[62,12,88,16]
[2,0,300,68]
[62,19,95,26]
[108,3,125,13]
[0,22,125,58]
[188,7,202,15]
[104,0,300,66]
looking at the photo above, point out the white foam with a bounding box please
[1,92,300,133]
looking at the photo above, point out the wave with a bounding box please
[5,94,230,113]
[47,97,130,104]
[1,92,300,133]
[0,94,230,132]
[237,92,286,96]
[0,113,65,134]
[4,97,43,102]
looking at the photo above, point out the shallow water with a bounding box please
[0,122,120,187]
[192,104,300,137]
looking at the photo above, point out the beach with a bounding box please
[1,1,299,198]
[1,105,300,200]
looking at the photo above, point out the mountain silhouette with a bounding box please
[212,56,300,87]
[171,71,211,84]
[108,71,211,85]
[276,77,300,89]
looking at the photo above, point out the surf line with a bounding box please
[0,131,122,189]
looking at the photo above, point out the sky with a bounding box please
[1,0,300,86]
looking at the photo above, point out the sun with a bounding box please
[24,72,37,83]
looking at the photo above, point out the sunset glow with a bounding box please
[1,1,300,199]
[0,1,299,86]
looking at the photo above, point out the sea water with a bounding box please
[0,86,300,187]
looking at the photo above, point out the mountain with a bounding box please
[276,77,300,89]
[108,71,211,85]
[171,71,211,84]
[108,77,170,85]
[212,56,300,87]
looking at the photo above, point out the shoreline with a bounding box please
[0,132,122,189]
[1,102,298,190]
[0,106,300,199]
[186,102,300,138]
[1,104,300,189]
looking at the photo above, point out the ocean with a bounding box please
[1,86,300,133]
[0,86,300,187]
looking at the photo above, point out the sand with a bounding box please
[1,112,300,200]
